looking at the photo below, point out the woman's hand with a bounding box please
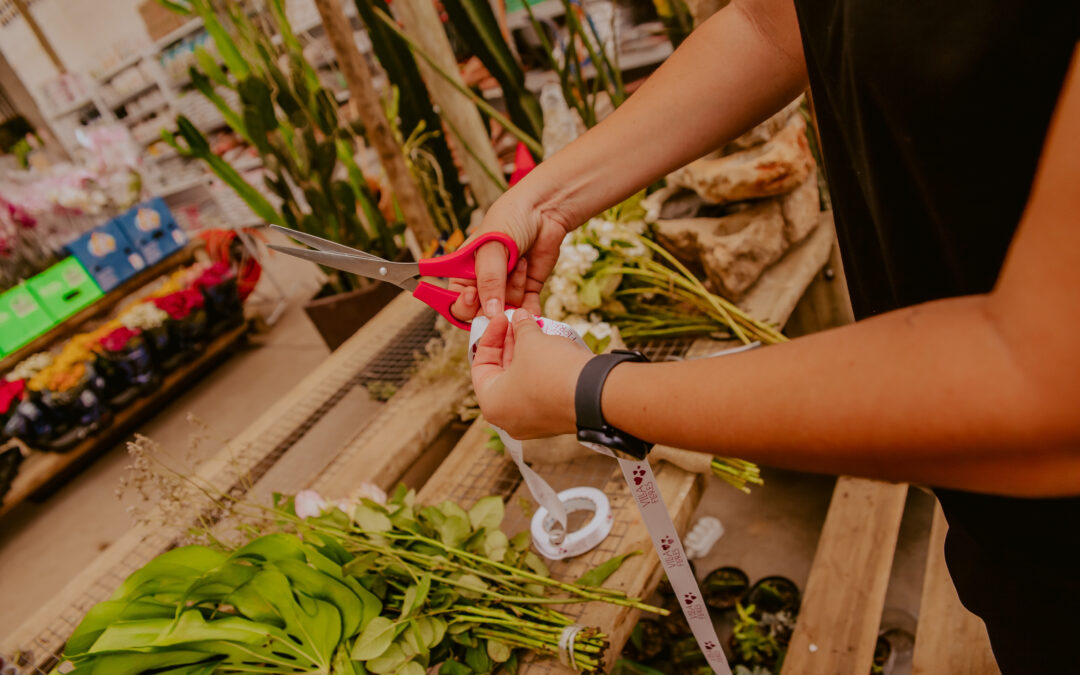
[471,309,591,438]
[449,191,573,321]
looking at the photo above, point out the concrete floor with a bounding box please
[0,247,936,660]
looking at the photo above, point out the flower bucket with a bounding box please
[96,328,157,406]
[36,364,110,451]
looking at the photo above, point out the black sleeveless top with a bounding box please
[790,1,1079,671]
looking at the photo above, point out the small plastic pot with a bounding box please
[96,336,157,406]
[201,277,243,330]
[702,566,750,611]
[168,308,209,354]
[747,575,801,617]
[622,617,666,662]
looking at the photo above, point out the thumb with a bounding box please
[475,240,509,318]
[510,308,542,345]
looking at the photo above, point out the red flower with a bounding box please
[193,262,234,289]
[0,378,26,415]
[151,288,205,320]
[99,326,141,352]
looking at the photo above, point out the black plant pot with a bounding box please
[37,365,111,451]
[703,566,750,611]
[168,308,210,355]
[622,617,666,662]
[201,278,244,333]
[747,575,801,617]
[96,336,158,407]
[3,393,55,447]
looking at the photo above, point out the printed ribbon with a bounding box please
[469,313,732,674]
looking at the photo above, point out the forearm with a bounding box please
[601,295,1080,496]
[515,1,808,229]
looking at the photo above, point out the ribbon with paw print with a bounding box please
[469,312,732,674]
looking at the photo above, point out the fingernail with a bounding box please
[512,308,532,322]
[485,299,501,318]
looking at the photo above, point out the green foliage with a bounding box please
[351,0,470,223]
[161,0,403,293]
[60,487,656,674]
[732,602,782,668]
[439,0,543,142]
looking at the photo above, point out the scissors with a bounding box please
[267,225,519,329]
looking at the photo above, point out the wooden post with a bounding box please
[312,0,440,246]
[389,0,505,209]
[12,0,65,74]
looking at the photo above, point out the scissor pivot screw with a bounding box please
[378,266,388,276]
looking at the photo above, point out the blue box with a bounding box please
[115,197,188,266]
[65,220,147,292]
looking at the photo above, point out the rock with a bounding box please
[780,168,820,244]
[668,113,816,205]
[726,96,805,152]
[699,201,788,299]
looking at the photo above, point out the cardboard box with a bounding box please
[65,221,147,292]
[138,0,189,42]
[115,197,188,266]
[26,257,106,323]
[0,284,58,355]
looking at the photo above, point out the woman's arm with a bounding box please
[461,0,809,318]
[473,47,1080,497]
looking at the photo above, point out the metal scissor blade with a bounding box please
[268,224,385,261]
[268,245,419,288]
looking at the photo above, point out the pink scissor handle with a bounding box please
[416,232,519,279]
[413,282,519,330]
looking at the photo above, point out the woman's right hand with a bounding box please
[449,189,573,320]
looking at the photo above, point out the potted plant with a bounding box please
[729,602,784,671]
[160,0,440,350]
[151,289,208,356]
[94,325,156,407]
[0,377,26,441]
[29,344,110,452]
[192,262,244,332]
[747,576,801,617]
[118,302,174,371]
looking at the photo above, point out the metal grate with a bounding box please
[633,335,698,362]
[353,312,440,388]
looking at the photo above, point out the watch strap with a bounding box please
[575,349,653,459]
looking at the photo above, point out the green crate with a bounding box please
[27,257,105,322]
[0,284,57,355]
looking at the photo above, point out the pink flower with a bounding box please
[99,326,141,352]
[294,490,328,519]
[0,378,26,414]
[151,288,205,320]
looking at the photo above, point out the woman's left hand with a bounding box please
[471,309,591,439]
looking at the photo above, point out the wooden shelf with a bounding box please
[0,322,248,520]
[0,245,200,372]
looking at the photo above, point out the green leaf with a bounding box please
[574,551,641,587]
[64,600,176,656]
[510,531,531,551]
[483,530,509,562]
[438,500,470,523]
[466,644,493,673]
[487,639,511,663]
[523,552,549,577]
[468,496,504,531]
[354,503,393,533]
[401,573,431,618]
[439,661,472,675]
[398,661,426,675]
[272,558,364,637]
[109,546,227,602]
[344,551,380,577]
[65,650,214,675]
[194,46,229,89]
[352,616,397,661]
[438,515,470,548]
[455,573,488,599]
[367,642,408,674]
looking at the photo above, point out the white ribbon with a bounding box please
[468,312,732,675]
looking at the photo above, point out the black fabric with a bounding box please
[790,0,1079,671]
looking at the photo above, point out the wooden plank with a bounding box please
[782,478,908,674]
[911,503,999,675]
[0,323,247,520]
[2,293,430,664]
[313,373,472,497]
[0,245,198,372]
[417,416,517,505]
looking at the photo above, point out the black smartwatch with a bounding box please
[575,349,654,460]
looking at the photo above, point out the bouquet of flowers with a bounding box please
[94,325,156,403]
[151,287,208,353]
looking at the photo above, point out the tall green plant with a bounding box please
[439,0,544,144]
[160,0,403,293]
[351,0,471,225]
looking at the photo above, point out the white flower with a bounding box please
[8,353,53,381]
[294,490,328,519]
[588,321,613,340]
[120,303,168,331]
[349,483,387,506]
